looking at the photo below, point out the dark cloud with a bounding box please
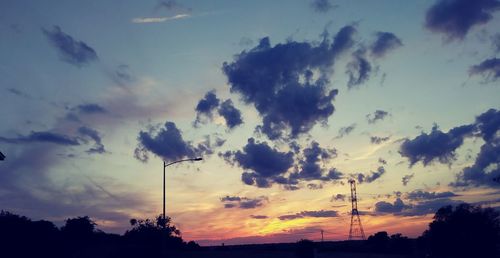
[289,141,338,182]
[42,26,98,67]
[399,124,475,166]
[475,108,500,142]
[398,109,499,188]
[0,131,79,146]
[279,210,338,220]
[405,198,464,216]
[370,32,403,58]
[330,194,346,202]
[218,99,244,129]
[401,174,414,186]
[370,135,391,144]
[134,121,219,162]
[225,139,342,188]
[78,126,105,154]
[375,198,411,213]
[425,0,500,41]
[193,91,243,129]
[156,0,192,13]
[454,138,500,187]
[346,49,372,89]
[406,190,458,200]
[250,215,268,219]
[110,64,135,86]
[492,33,500,53]
[374,197,463,216]
[355,166,386,184]
[336,123,356,139]
[366,110,389,124]
[469,58,500,82]
[6,88,30,98]
[224,138,294,187]
[220,196,268,209]
[310,0,336,13]
[307,183,323,190]
[223,26,357,140]
[194,90,220,126]
[76,104,107,114]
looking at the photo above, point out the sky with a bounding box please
[0,0,499,246]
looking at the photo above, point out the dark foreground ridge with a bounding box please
[0,203,499,258]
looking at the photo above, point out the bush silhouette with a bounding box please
[295,239,315,258]
[420,203,500,258]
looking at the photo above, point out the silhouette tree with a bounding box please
[122,215,184,256]
[420,203,500,258]
[295,239,315,258]
[0,210,62,257]
[367,231,389,252]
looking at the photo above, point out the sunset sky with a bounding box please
[1,0,499,246]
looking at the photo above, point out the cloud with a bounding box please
[279,210,339,220]
[307,183,323,190]
[222,25,357,140]
[42,26,98,66]
[109,64,135,86]
[398,109,499,188]
[366,110,390,124]
[156,0,192,13]
[469,58,500,82]
[76,104,107,114]
[218,99,244,129]
[250,215,268,219]
[289,141,338,182]
[310,0,336,13]
[224,139,342,188]
[0,131,79,146]
[330,194,346,202]
[370,32,403,58]
[78,126,105,154]
[134,121,221,162]
[223,138,294,188]
[401,174,414,186]
[370,135,391,144]
[406,190,458,200]
[355,166,386,184]
[374,197,463,216]
[425,0,500,41]
[131,14,190,23]
[399,124,475,166]
[220,195,268,209]
[346,48,372,89]
[375,198,411,213]
[336,123,356,138]
[492,33,500,53]
[6,88,30,98]
[454,138,500,187]
[194,90,220,126]
[193,91,243,129]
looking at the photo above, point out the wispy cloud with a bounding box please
[131,14,190,23]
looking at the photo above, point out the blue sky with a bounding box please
[0,0,499,245]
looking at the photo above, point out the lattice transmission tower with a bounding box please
[348,179,366,240]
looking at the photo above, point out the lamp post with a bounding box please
[162,157,202,228]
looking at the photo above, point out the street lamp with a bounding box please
[162,157,202,228]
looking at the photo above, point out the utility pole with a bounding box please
[348,179,366,240]
[321,229,324,242]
